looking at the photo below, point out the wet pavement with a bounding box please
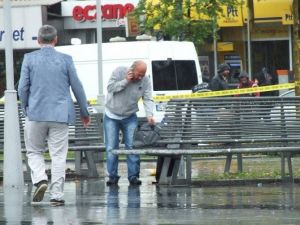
[1,161,300,224]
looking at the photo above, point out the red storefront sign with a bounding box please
[73,4,135,21]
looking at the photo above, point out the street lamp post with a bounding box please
[3,0,24,188]
[96,0,104,110]
[247,0,252,79]
[96,0,105,177]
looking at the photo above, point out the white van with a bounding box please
[55,41,202,122]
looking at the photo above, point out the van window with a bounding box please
[152,60,198,91]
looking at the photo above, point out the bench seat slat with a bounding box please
[112,146,300,155]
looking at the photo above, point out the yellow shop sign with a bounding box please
[218,5,244,27]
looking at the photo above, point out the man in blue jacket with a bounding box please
[18,25,90,206]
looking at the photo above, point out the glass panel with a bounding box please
[152,60,176,91]
[152,60,198,91]
[175,60,198,90]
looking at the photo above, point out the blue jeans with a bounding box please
[104,114,139,181]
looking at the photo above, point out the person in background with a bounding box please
[254,67,276,96]
[235,71,260,97]
[104,60,155,186]
[257,67,273,86]
[18,25,90,206]
[210,63,231,91]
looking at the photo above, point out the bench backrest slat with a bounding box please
[158,97,300,145]
[0,103,103,150]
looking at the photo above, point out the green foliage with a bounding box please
[198,171,282,181]
[195,156,300,181]
[134,0,241,46]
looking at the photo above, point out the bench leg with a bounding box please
[158,156,190,186]
[171,158,181,184]
[287,154,293,181]
[178,156,186,178]
[173,156,191,185]
[75,151,82,175]
[281,153,294,183]
[281,153,286,180]
[237,153,243,173]
[224,154,232,173]
[85,151,99,178]
[186,155,192,185]
[23,152,31,182]
[97,152,106,177]
[158,157,172,185]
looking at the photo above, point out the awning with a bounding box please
[135,0,294,29]
[218,0,293,27]
[253,0,293,24]
[0,0,62,7]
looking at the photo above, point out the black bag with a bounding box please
[133,122,162,148]
[133,121,165,182]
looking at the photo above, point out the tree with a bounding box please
[293,0,300,96]
[134,0,241,46]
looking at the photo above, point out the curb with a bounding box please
[191,178,300,187]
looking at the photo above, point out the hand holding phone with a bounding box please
[126,70,134,81]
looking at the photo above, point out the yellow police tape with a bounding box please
[88,83,295,105]
[153,83,295,102]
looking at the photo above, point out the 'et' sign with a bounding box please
[72,4,135,22]
[0,6,41,49]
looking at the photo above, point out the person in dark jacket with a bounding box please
[210,63,230,91]
[235,71,260,97]
[253,67,276,96]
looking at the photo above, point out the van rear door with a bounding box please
[148,42,202,121]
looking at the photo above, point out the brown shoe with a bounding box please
[33,180,48,202]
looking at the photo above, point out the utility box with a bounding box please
[277,69,289,95]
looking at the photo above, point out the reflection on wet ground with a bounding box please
[1,161,300,224]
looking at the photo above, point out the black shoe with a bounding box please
[50,199,65,206]
[33,180,48,202]
[129,177,142,186]
[106,177,120,186]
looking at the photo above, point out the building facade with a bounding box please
[200,0,293,88]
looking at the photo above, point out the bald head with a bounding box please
[130,60,147,81]
[131,60,147,72]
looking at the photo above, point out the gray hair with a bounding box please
[130,60,146,70]
[38,25,57,44]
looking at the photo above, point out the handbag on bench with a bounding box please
[133,122,162,148]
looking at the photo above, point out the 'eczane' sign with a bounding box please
[62,0,139,29]
[73,4,135,21]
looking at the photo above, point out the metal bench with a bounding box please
[113,97,300,185]
[68,106,105,177]
[0,103,105,179]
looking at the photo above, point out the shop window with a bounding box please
[152,60,198,91]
